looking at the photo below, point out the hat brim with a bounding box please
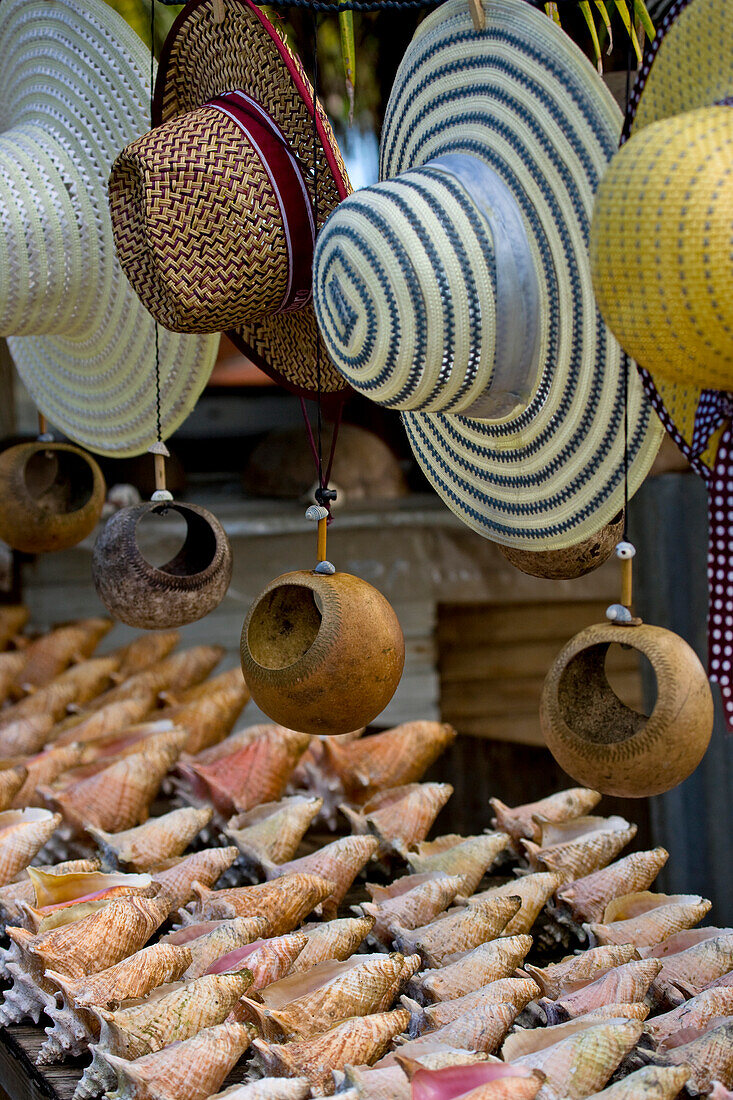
[154,0,351,399]
[1,0,218,457]
[383,0,663,548]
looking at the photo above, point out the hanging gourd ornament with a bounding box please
[540,540,714,797]
[240,502,405,736]
[92,443,232,630]
[498,512,624,580]
[0,415,105,553]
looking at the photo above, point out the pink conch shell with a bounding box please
[0,657,120,726]
[650,1019,733,1094]
[650,933,733,1007]
[340,782,453,856]
[365,871,454,902]
[0,857,99,929]
[187,723,300,766]
[587,891,712,948]
[176,728,310,817]
[583,1065,692,1098]
[320,722,456,802]
[0,764,28,810]
[53,694,158,748]
[511,1019,644,1099]
[393,895,521,968]
[223,931,308,990]
[11,742,86,808]
[360,875,465,948]
[490,787,601,846]
[0,605,28,650]
[251,1008,411,1094]
[225,795,323,870]
[19,869,154,932]
[640,926,733,959]
[407,935,533,1004]
[645,987,733,1050]
[264,835,378,919]
[87,806,214,872]
[102,1020,253,1100]
[87,645,224,713]
[46,722,180,790]
[289,916,374,973]
[521,816,637,881]
[160,668,250,755]
[111,631,180,680]
[41,736,185,834]
[0,808,61,885]
[556,848,669,923]
[401,977,541,1037]
[709,1084,733,1099]
[502,1011,646,1062]
[452,1081,545,1100]
[176,917,270,979]
[150,848,238,911]
[704,970,733,991]
[407,834,511,896]
[245,952,408,1040]
[289,725,363,786]
[339,1051,493,1100]
[184,872,335,934]
[383,1002,519,1065]
[524,944,641,999]
[407,1061,543,1100]
[0,715,54,756]
[540,958,662,1024]
[207,1085,312,1100]
[467,873,563,936]
[7,618,111,696]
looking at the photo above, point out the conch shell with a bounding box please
[407,834,510,896]
[340,782,453,856]
[160,668,250,755]
[641,926,733,959]
[9,619,111,695]
[111,631,180,680]
[387,1002,519,1064]
[52,694,158,748]
[502,1012,645,1062]
[524,943,641,999]
[583,1065,692,1098]
[1,656,120,725]
[0,764,28,810]
[556,848,669,923]
[401,977,541,1037]
[102,1020,253,1100]
[644,986,733,1050]
[184,872,335,934]
[251,1008,411,1095]
[319,722,456,803]
[225,931,308,990]
[0,650,26,705]
[169,917,269,979]
[406,1063,544,1100]
[490,787,601,846]
[393,896,521,968]
[225,796,323,871]
[649,1019,733,1094]
[11,742,86,808]
[88,806,214,871]
[87,645,224,713]
[407,934,533,1004]
[511,1019,644,1099]
[540,958,663,1024]
[0,857,99,929]
[0,808,62,885]
[290,916,374,973]
[0,715,54,756]
[586,891,712,948]
[0,604,28,650]
[19,868,155,933]
[648,933,733,1007]
[207,1085,311,1100]
[151,848,239,911]
[264,835,379,919]
[521,816,637,881]
[467,872,563,936]
[359,874,465,948]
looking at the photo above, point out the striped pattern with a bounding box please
[0,0,218,458]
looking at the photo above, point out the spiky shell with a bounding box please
[0,808,62,885]
[512,1020,644,1099]
[251,1008,410,1094]
[185,872,335,933]
[387,1002,518,1064]
[408,935,533,1003]
[584,1065,692,1098]
[360,875,465,948]
[393,896,521,968]
[489,787,601,845]
[524,943,641,999]
[102,1020,253,1100]
[150,848,238,911]
[160,668,250,755]
[340,782,453,856]
[407,834,510,896]
[556,848,669,923]
[521,816,637,881]
[320,722,456,803]
[587,892,712,948]
[290,917,374,973]
[180,917,270,979]
[542,959,663,1023]
[225,796,323,869]
[88,806,214,872]
[401,977,541,1037]
[12,743,86,808]
[467,873,562,936]
[0,715,54,756]
[645,987,733,1050]
[265,836,378,919]
[653,1020,733,1093]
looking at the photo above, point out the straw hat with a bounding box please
[591,0,733,473]
[109,0,351,399]
[0,0,218,457]
[313,0,663,549]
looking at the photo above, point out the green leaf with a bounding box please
[544,3,561,26]
[594,0,614,53]
[610,0,643,62]
[633,0,656,41]
[579,1,603,70]
[338,7,356,125]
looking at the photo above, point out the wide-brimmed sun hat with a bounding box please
[313,0,664,550]
[0,0,218,457]
[108,0,351,400]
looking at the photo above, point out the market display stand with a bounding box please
[2,1024,79,1100]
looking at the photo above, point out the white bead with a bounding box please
[615,541,636,560]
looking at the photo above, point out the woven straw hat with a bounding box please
[313,0,663,549]
[109,0,351,399]
[591,0,733,471]
[0,0,218,457]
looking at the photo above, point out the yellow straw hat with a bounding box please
[0,0,218,457]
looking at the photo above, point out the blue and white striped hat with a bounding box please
[314,0,664,549]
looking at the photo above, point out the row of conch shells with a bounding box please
[0,620,729,1100]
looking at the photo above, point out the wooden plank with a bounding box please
[453,714,546,746]
[441,669,643,721]
[1,1025,61,1100]
[437,601,609,645]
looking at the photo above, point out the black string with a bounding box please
[149,0,163,445]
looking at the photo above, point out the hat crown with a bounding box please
[313,152,540,416]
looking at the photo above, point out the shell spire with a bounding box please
[289,916,374,973]
[340,781,453,856]
[645,986,733,1050]
[556,848,669,923]
[582,1065,692,1098]
[0,657,120,726]
[88,806,214,871]
[489,787,601,846]
[407,833,510,896]
[264,835,378,919]
[408,935,533,1004]
[586,891,712,948]
[521,816,637,880]
[402,976,540,1037]
[386,1002,519,1064]
[184,872,335,934]
[0,808,62,886]
[86,645,224,714]
[468,872,563,936]
[650,932,733,1007]
[52,694,158,749]
[225,796,323,871]
[111,632,180,680]
[539,959,663,1024]
[392,895,521,968]
[359,874,465,948]
[0,714,55,756]
[649,1020,733,1095]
